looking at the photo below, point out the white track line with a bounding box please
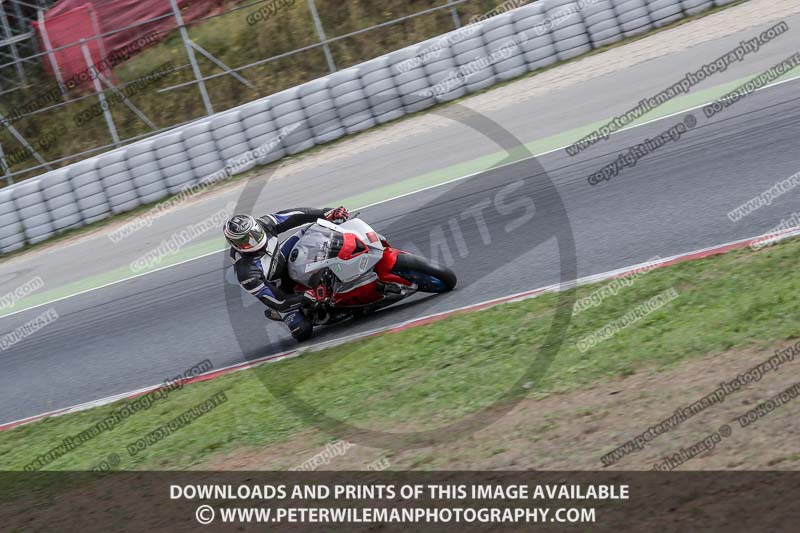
[2,72,799,321]
[3,225,798,431]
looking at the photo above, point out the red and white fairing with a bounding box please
[286,219,410,307]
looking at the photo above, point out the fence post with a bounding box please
[307,0,336,73]
[169,0,214,115]
[9,0,25,34]
[0,3,26,87]
[0,110,50,171]
[0,143,13,187]
[81,41,120,147]
[447,0,461,29]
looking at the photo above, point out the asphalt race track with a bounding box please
[1,74,799,426]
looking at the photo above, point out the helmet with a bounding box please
[224,214,267,253]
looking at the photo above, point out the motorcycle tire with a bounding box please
[291,319,314,342]
[392,254,457,293]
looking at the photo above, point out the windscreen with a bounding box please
[295,225,344,263]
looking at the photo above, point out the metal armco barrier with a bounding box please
[0,0,738,254]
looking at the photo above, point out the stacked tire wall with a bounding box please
[0,0,738,254]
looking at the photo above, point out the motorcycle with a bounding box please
[278,215,457,341]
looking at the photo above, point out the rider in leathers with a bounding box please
[224,206,349,340]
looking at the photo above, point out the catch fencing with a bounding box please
[0,0,740,253]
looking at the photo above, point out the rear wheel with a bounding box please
[392,254,457,293]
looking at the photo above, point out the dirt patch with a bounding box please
[200,340,800,470]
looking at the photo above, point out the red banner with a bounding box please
[34,0,229,88]
[33,3,111,89]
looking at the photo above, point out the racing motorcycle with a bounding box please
[277,215,457,341]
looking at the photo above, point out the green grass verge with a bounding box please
[0,234,797,471]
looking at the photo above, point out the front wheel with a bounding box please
[392,254,457,293]
[287,311,314,342]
